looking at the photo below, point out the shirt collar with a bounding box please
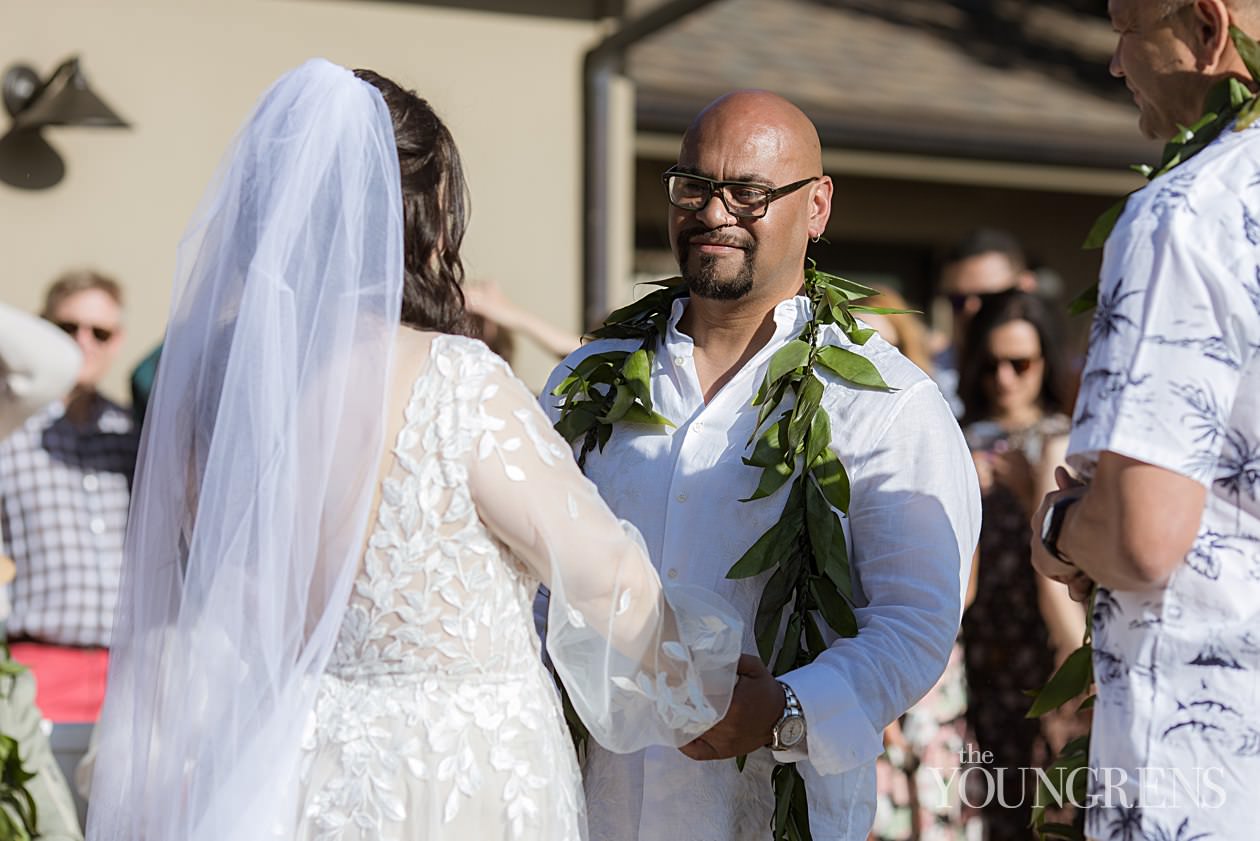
[663,294,812,353]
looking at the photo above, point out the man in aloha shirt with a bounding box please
[1031,1,1260,839]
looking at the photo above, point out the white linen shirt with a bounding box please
[1068,119,1260,841]
[541,294,980,841]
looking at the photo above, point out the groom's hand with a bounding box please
[679,654,784,761]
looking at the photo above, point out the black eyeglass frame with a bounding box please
[661,168,820,218]
[53,320,115,343]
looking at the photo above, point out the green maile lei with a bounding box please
[1025,27,1260,841]
[552,262,902,841]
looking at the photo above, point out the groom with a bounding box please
[542,90,980,839]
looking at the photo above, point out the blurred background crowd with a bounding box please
[1,1,1153,838]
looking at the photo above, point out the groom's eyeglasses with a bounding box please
[662,169,819,218]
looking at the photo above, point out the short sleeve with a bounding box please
[1068,202,1260,486]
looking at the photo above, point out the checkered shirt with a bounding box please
[0,396,138,647]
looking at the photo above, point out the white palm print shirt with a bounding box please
[1067,119,1260,841]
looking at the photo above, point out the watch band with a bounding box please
[1041,495,1078,562]
[770,680,806,751]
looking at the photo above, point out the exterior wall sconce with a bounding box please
[1,56,130,189]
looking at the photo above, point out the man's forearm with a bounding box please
[1057,456,1204,590]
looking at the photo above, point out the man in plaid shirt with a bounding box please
[0,270,139,722]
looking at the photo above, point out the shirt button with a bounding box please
[676,493,688,502]
[89,518,106,535]
[83,474,100,492]
[673,356,687,366]
[667,569,678,580]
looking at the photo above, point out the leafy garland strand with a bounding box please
[552,263,899,841]
[1026,26,1260,841]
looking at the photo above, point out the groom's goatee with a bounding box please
[676,228,756,301]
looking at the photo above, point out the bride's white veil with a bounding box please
[87,59,404,841]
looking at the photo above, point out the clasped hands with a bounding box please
[679,653,786,761]
[1030,466,1094,603]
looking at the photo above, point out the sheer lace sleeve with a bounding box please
[456,339,742,753]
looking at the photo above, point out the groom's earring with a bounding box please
[810,234,821,244]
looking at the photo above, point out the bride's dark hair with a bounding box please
[354,69,470,334]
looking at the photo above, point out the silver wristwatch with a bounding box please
[769,681,806,751]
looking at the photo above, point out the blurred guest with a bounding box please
[934,229,1038,416]
[956,290,1086,839]
[464,280,581,363]
[862,288,982,841]
[855,286,933,374]
[0,270,139,722]
[0,301,81,440]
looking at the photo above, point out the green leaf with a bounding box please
[816,345,889,390]
[745,416,792,469]
[787,374,824,454]
[811,447,851,512]
[755,564,797,662]
[621,349,652,406]
[809,267,878,301]
[848,305,917,316]
[848,326,877,346]
[553,402,600,444]
[1237,96,1260,131]
[805,476,852,601]
[728,516,796,580]
[619,403,675,428]
[743,460,796,502]
[599,384,636,423]
[790,766,811,839]
[753,377,792,441]
[1027,644,1093,718]
[1082,198,1128,250]
[767,340,812,387]
[1230,25,1260,84]
[773,613,803,674]
[809,575,858,638]
[773,764,796,840]
[1068,282,1099,316]
[802,612,827,658]
[803,406,831,472]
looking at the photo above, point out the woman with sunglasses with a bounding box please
[954,289,1087,839]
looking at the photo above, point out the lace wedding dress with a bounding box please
[293,333,741,841]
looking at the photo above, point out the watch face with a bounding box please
[778,716,806,748]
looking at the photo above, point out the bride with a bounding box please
[86,60,742,841]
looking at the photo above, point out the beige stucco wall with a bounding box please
[1,0,601,398]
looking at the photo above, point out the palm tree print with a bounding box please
[1145,335,1239,370]
[1143,816,1212,841]
[1151,171,1198,218]
[1246,266,1260,318]
[1102,801,1145,841]
[1245,204,1260,246]
[1091,278,1145,344]
[1215,429,1260,505]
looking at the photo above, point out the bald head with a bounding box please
[668,90,833,306]
[681,90,823,178]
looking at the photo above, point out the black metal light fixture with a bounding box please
[0,56,129,189]
[3,56,129,129]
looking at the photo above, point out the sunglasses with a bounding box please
[983,355,1040,376]
[54,320,116,343]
